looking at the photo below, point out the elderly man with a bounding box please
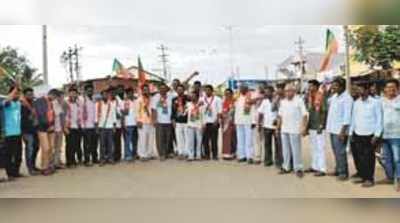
[235,84,257,164]
[277,83,308,178]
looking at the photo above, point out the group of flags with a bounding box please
[112,57,147,89]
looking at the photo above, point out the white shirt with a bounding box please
[96,100,118,129]
[258,98,277,129]
[382,95,400,139]
[81,96,96,129]
[53,100,64,132]
[122,99,139,127]
[326,91,353,135]
[350,97,383,137]
[66,100,81,129]
[187,102,204,129]
[234,94,255,125]
[278,96,307,134]
[151,93,173,124]
[202,95,222,124]
[168,90,178,99]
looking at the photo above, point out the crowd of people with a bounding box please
[0,74,399,191]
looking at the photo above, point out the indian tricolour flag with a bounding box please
[319,29,339,72]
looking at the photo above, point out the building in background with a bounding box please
[276,52,345,82]
[64,65,165,93]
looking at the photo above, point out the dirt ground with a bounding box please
[0,143,399,198]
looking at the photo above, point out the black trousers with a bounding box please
[155,124,172,159]
[4,136,22,177]
[169,125,176,156]
[113,128,122,162]
[351,133,375,182]
[264,128,283,167]
[75,130,83,163]
[83,129,98,164]
[66,129,82,166]
[203,123,219,159]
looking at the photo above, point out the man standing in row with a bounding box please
[202,85,222,160]
[137,84,154,161]
[277,84,308,178]
[172,84,190,159]
[258,86,280,168]
[82,84,98,166]
[235,85,256,164]
[2,86,23,179]
[306,80,328,177]
[152,83,173,161]
[122,88,139,162]
[380,79,400,191]
[34,89,57,175]
[97,88,118,165]
[65,87,82,168]
[326,78,353,181]
[21,88,40,175]
[350,83,383,188]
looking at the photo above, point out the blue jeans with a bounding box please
[236,124,254,160]
[123,126,138,161]
[382,138,400,180]
[330,134,349,177]
[23,133,39,172]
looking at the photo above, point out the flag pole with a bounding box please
[344,25,351,92]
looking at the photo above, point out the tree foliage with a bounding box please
[349,25,400,70]
[0,46,43,95]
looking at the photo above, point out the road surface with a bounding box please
[0,149,398,198]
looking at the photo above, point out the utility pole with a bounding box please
[294,36,306,76]
[157,44,169,81]
[294,36,306,91]
[73,44,82,84]
[344,25,351,92]
[42,25,49,85]
[60,44,82,85]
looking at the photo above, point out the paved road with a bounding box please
[0,150,399,198]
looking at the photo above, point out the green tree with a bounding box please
[349,25,400,70]
[0,46,43,95]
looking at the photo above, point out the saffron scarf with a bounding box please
[308,90,324,112]
[223,98,235,114]
[190,101,201,122]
